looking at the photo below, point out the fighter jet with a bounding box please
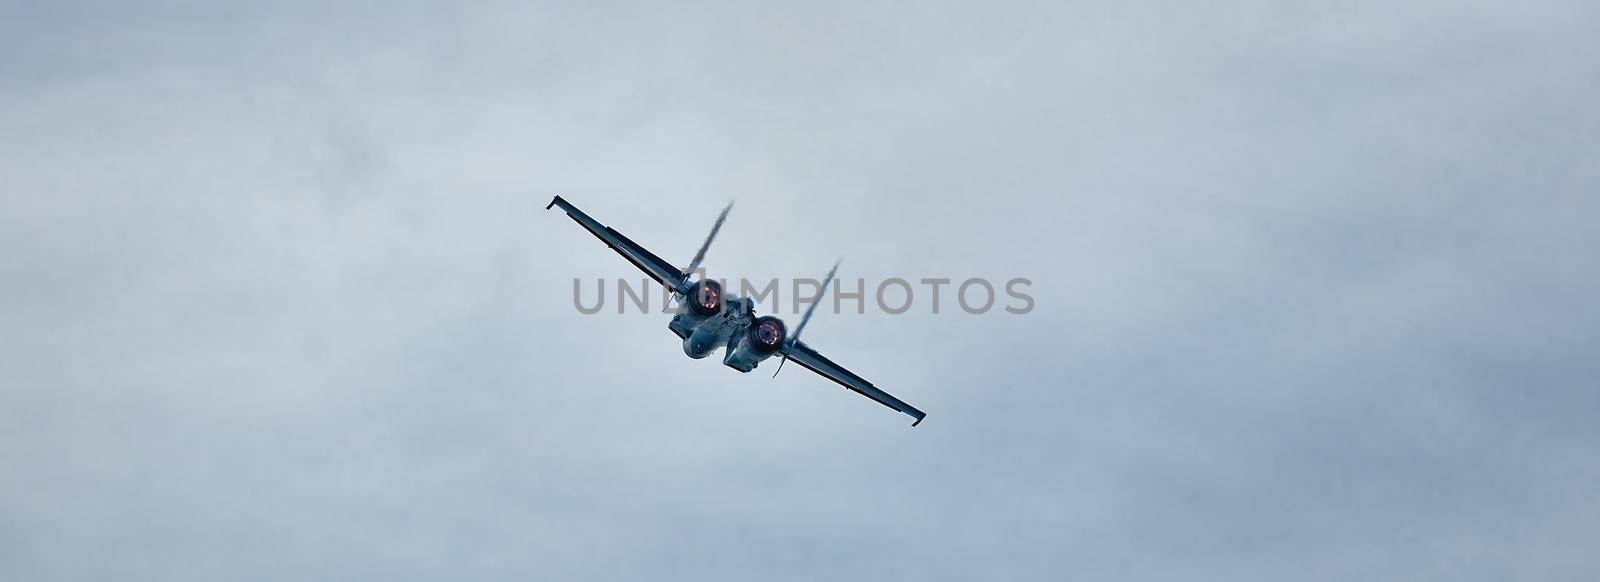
[546,196,926,426]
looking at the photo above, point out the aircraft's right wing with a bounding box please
[547,196,688,292]
[785,340,927,426]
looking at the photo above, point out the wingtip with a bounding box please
[911,414,925,427]
[546,195,564,210]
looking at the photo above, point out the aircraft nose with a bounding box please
[683,328,717,359]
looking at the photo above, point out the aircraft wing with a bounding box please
[547,196,688,292]
[785,340,927,426]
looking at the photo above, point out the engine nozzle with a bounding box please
[687,280,723,317]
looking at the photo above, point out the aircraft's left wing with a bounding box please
[785,340,926,426]
[547,196,688,292]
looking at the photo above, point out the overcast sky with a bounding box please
[3,1,1599,580]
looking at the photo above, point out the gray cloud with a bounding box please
[3,1,1598,580]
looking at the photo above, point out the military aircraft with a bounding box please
[546,196,926,426]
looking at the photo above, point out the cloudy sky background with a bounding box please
[3,1,1599,580]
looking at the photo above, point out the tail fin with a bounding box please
[682,201,733,286]
[792,260,838,340]
[773,260,839,377]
